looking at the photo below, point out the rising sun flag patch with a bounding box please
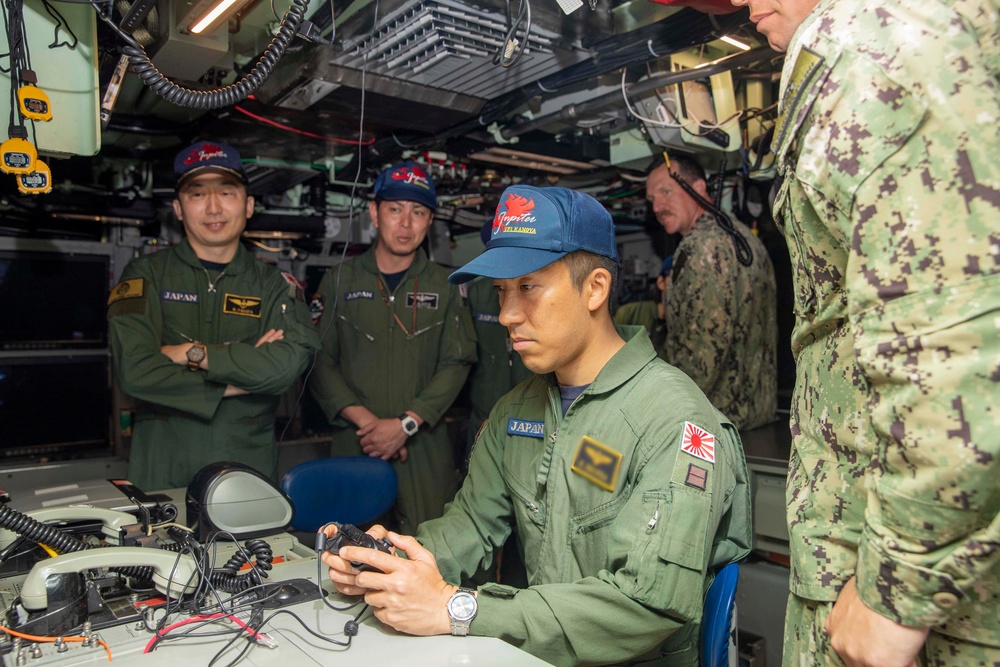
[680,421,715,464]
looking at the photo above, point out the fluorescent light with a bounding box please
[189,0,244,34]
[719,35,751,51]
[468,147,595,175]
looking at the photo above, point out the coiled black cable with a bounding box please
[208,539,273,593]
[92,0,309,110]
[0,505,154,581]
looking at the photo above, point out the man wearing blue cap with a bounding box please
[309,161,476,534]
[108,140,319,490]
[322,185,751,666]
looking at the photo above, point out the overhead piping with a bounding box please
[498,46,777,140]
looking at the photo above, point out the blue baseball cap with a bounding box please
[449,185,618,284]
[373,160,437,210]
[660,255,673,276]
[174,140,248,189]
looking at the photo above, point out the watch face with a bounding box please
[448,592,477,622]
[401,416,419,435]
[187,345,205,362]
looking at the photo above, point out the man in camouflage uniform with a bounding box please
[646,155,777,430]
[733,0,1000,664]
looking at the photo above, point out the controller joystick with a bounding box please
[324,522,393,573]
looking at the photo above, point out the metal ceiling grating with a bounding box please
[337,0,589,99]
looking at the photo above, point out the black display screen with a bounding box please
[0,356,111,458]
[0,250,110,350]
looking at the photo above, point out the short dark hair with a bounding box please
[561,250,619,313]
[647,153,706,185]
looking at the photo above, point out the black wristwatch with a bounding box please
[399,413,419,436]
[186,343,207,371]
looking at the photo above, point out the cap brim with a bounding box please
[449,246,568,284]
[176,166,248,189]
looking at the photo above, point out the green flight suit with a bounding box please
[417,327,752,666]
[660,212,777,430]
[108,240,319,491]
[773,0,1000,663]
[465,276,533,452]
[309,246,477,534]
[614,300,660,335]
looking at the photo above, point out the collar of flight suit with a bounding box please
[543,325,655,398]
[357,243,431,280]
[175,237,256,275]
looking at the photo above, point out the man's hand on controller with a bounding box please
[321,526,456,636]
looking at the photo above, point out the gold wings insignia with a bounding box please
[229,297,257,308]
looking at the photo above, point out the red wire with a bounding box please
[144,613,264,653]
[233,105,376,145]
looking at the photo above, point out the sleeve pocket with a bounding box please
[631,488,711,621]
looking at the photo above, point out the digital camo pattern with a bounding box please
[782,595,1000,667]
[661,212,778,430]
[773,0,1000,648]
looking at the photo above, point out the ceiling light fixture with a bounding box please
[719,35,751,51]
[186,0,249,34]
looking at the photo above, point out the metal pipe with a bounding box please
[498,46,778,140]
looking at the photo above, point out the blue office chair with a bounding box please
[701,561,740,667]
[280,456,397,533]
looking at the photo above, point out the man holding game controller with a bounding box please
[322,185,751,666]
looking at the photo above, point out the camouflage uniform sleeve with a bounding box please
[661,232,737,398]
[803,10,1000,628]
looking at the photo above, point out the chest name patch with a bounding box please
[571,436,622,492]
[507,418,544,439]
[161,290,198,303]
[108,278,144,305]
[345,290,374,301]
[680,421,716,464]
[475,312,500,324]
[223,293,262,318]
[406,292,439,309]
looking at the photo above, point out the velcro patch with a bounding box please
[571,436,622,492]
[475,312,500,324]
[406,292,439,309]
[507,418,544,439]
[345,290,374,301]
[281,272,305,301]
[685,464,708,490]
[108,278,144,305]
[680,421,715,464]
[223,293,262,318]
[161,290,198,303]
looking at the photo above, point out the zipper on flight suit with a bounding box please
[645,500,660,534]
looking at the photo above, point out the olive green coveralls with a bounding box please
[417,327,752,666]
[309,246,477,534]
[108,240,319,491]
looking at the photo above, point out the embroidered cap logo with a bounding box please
[184,142,227,165]
[493,193,536,235]
[390,165,431,190]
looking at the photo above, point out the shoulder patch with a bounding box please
[680,421,715,464]
[570,436,623,492]
[281,272,305,301]
[108,278,144,305]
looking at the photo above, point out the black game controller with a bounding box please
[324,522,393,573]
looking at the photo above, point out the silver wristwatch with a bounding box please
[447,587,477,636]
[399,413,419,436]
